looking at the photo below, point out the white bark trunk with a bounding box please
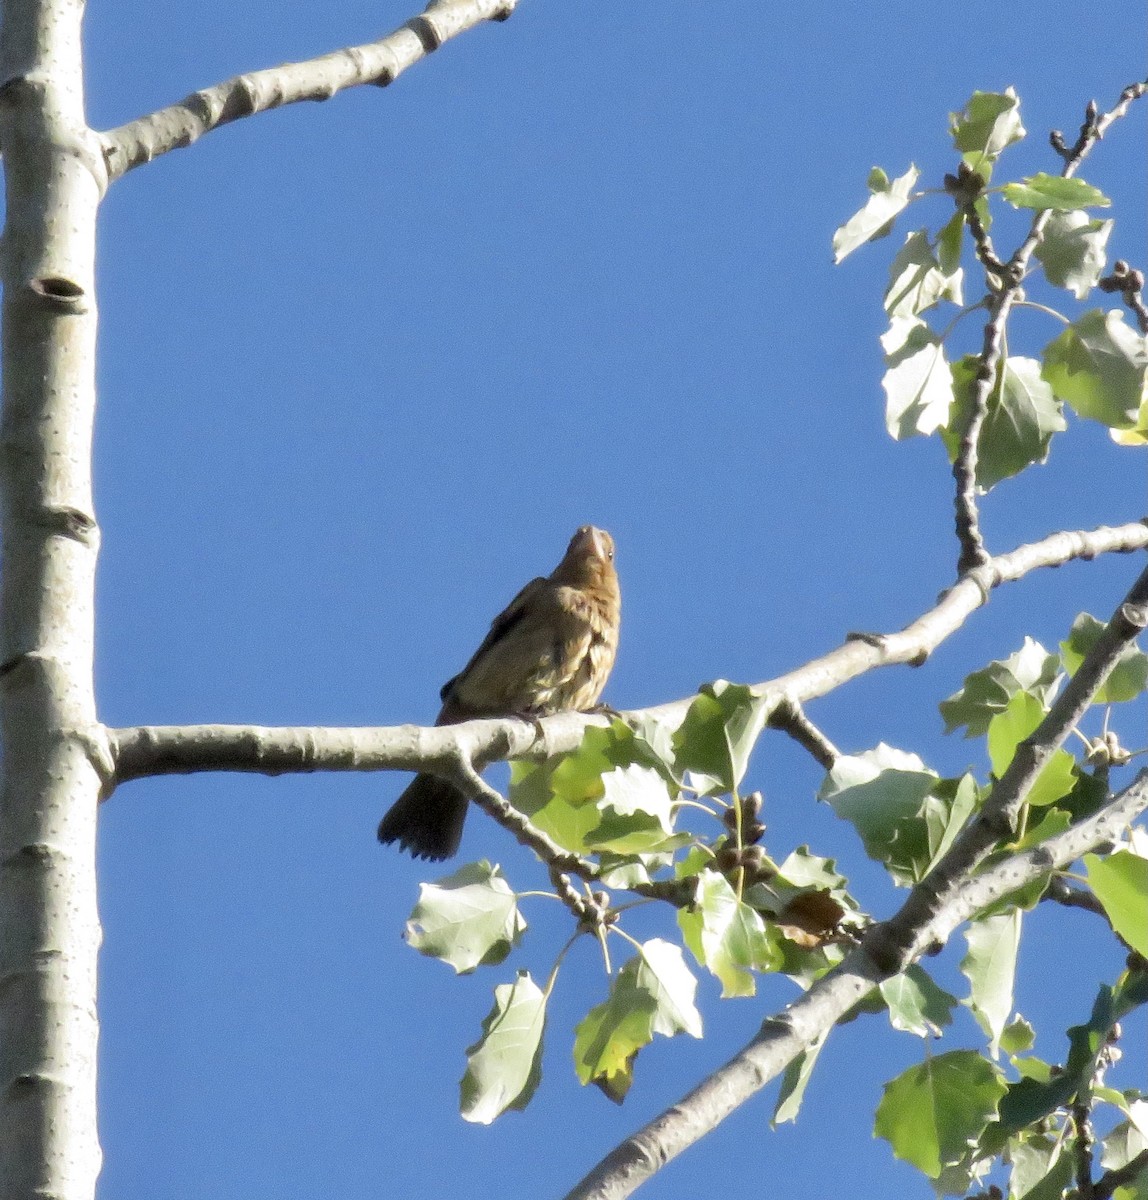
[0,0,106,1196]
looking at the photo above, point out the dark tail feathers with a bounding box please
[377,773,468,862]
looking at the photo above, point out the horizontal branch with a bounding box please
[108,519,1148,788]
[100,0,517,181]
[562,768,1148,1200]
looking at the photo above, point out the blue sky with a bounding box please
[87,3,1146,1197]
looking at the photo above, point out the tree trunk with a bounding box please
[0,0,105,1196]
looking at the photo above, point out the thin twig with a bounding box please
[767,697,839,768]
[1092,1149,1148,1200]
[100,0,518,181]
[952,82,1148,574]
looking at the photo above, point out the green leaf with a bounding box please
[510,720,677,853]
[962,910,1021,1055]
[1008,1132,1074,1200]
[1084,852,1148,956]
[1061,613,1148,704]
[1042,309,1148,429]
[460,971,547,1124]
[1000,1016,1035,1055]
[678,870,783,997]
[585,763,677,854]
[986,692,1076,808]
[884,229,964,318]
[950,89,1025,170]
[880,965,958,1038]
[881,318,953,438]
[940,638,1061,737]
[405,861,526,974]
[820,752,977,886]
[833,164,920,262]
[573,939,702,1102]
[672,680,771,795]
[1002,173,1111,212]
[941,355,1066,491]
[874,1050,1007,1178]
[1034,209,1114,299]
[819,744,939,885]
[773,1028,829,1126]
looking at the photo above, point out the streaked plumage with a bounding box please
[378,526,621,860]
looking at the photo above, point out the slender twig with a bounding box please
[767,697,839,768]
[108,519,1148,788]
[1044,877,1108,918]
[952,82,1147,574]
[1072,1093,1096,1200]
[100,0,518,181]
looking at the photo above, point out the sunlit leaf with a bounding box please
[678,871,783,997]
[1034,209,1114,299]
[573,939,702,1103]
[460,972,546,1124]
[884,229,963,317]
[405,861,526,974]
[940,638,1061,737]
[672,681,771,795]
[950,89,1025,170]
[1042,309,1148,429]
[1084,852,1148,957]
[880,965,958,1038]
[962,910,1021,1056]
[986,692,1076,808]
[773,1028,829,1126]
[881,318,953,438]
[875,1050,1007,1178]
[833,164,920,262]
[1060,612,1148,704]
[1002,173,1110,211]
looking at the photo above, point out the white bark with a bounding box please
[0,0,107,1196]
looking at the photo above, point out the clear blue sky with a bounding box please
[87,3,1146,1197]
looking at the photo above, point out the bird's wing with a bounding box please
[438,576,548,709]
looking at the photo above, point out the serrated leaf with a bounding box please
[941,356,1066,491]
[875,1050,1007,1178]
[1002,173,1111,212]
[1008,1133,1074,1200]
[678,871,783,997]
[1060,613,1148,704]
[773,1028,829,1126]
[950,89,1025,170]
[880,965,958,1038]
[986,691,1076,808]
[672,680,770,795]
[962,910,1021,1056]
[819,745,940,886]
[573,939,702,1102]
[1084,852,1148,957]
[881,319,953,438]
[1042,309,1148,429]
[940,638,1062,737]
[585,763,676,854]
[884,229,964,318]
[460,972,546,1124]
[405,861,526,974]
[1034,209,1114,299]
[833,164,920,262]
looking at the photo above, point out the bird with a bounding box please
[378,525,621,861]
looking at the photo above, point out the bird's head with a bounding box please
[553,525,618,592]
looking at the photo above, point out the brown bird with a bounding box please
[378,525,621,861]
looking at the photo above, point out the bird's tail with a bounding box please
[377,773,469,862]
